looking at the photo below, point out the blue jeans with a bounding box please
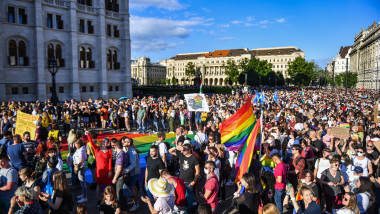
[161,119,166,131]
[145,186,155,202]
[153,121,159,132]
[138,118,145,133]
[275,189,285,214]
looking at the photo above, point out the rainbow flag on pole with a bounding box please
[219,98,255,151]
[235,117,262,183]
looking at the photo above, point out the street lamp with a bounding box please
[48,56,59,106]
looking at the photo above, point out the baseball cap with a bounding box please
[183,140,191,145]
[354,166,363,174]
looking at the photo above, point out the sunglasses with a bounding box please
[367,145,374,148]
[209,138,214,140]
[343,197,349,201]
[183,148,189,151]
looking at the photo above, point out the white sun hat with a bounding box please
[148,178,174,198]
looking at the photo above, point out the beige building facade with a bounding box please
[131,57,166,85]
[161,46,305,86]
[350,21,380,89]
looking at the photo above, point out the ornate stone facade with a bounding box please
[131,57,166,85]
[0,0,132,101]
[161,46,305,86]
[350,21,380,89]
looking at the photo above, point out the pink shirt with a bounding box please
[274,162,287,190]
[204,175,219,208]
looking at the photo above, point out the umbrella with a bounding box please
[119,97,128,101]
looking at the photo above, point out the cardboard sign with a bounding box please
[374,140,380,153]
[331,127,350,139]
[15,111,40,140]
[375,104,380,123]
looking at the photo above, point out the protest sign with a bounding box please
[15,111,40,140]
[375,104,380,123]
[374,140,380,153]
[331,127,350,139]
[184,93,209,112]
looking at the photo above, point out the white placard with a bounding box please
[184,93,209,112]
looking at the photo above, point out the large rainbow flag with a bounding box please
[235,118,261,183]
[219,98,256,151]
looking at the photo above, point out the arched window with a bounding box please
[113,50,119,69]
[55,44,62,59]
[9,40,18,66]
[107,50,112,69]
[18,41,26,66]
[86,48,93,68]
[80,47,86,68]
[47,43,54,60]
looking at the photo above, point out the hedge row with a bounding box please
[133,87,232,96]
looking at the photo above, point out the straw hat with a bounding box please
[148,178,174,198]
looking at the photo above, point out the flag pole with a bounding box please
[259,110,263,160]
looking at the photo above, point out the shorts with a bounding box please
[127,175,139,187]
[195,118,201,124]
[83,117,89,122]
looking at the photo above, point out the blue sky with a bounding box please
[130,0,380,68]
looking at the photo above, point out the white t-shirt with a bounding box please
[315,158,331,179]
[294,123,304,131]
[340,164,355,183]
[336,208,356,214]
[194,133,208,149]
[357,192,371,213]
[154,195,175,214]
[352,156,370,176]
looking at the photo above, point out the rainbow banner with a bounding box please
[220,98,255,151]
[339,123,350,129]
[235,117,261,183]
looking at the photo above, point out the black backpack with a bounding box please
[0,139,10,157]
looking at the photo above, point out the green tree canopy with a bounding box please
[223,59,240,85]
[287,56,317,86]
[334,72,358,88]
[185,62,196,79]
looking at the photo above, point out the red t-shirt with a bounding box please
[274,162,287,190]
[170,177,187,207]
[204,175,219,208]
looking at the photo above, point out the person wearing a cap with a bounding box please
[141,177,175,214]
[346,166,363,193]
[199,161,219,213]
[271,151,287,214]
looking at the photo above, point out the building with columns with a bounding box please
[131,57,166,85]
[350,21,380,89]
[0,0,132,102]
[161,46,305,86]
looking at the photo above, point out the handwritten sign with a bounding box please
[331,127,350,139]
[15,111,40,140]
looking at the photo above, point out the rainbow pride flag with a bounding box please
[220,98,255,151]
[235,117,262,183]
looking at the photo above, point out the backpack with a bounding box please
[0,139,10,156]
[42,170,54,196]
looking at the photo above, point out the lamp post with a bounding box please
[345,58,348,94]
[48,57,59,106]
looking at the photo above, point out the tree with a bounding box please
[171,76,178,85]
[334,72,358,88]
[287,56,317,86]
[166,78,170,85]
[237,57,273,86]
[185,62,196,85]
[223,59,240,85]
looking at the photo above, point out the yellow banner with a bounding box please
[15,111,40,140]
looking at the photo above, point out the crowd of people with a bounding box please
[0,87,380,214]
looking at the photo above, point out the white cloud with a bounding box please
[130,0,184,11]
[220,24,230,28]
[231,20,242,25]
[130,16,212,52]
[259,20,269,25]
[217,37,234,41]
[276,18,286,23]
[246,16,255,22]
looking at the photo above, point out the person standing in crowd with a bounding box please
[160,169,187,213]
[33,120,46,144]
[288,144,306,187]
[271,152,287,214]
[350,145,373,177]
[355,177,375,214]
[100,105,109,129]
[0,154,18,211]
[199,161,219,213]
[153,132,170,166]
[73,139,88,203]
[86,132,113,206]
[145,145,165,202]
[112,141,128,212]
[320,157,345,213]
[9,186,42,214]
[99,186,120,214]
[7,134,28,171]
[39,171,72,213]
[289,185,321,214]
[314,148,331,181]
[124,137,141,211]
[335,192,360,214]
[141,177,175,214]
[231,173,259,213]
[19,167,40,201]
[137,106,146,133]
[175,143,200,195]
[262,203,280,214]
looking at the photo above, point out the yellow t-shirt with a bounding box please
[41,117,50,128]
[201,112,208,121]
[63,113,70,124]
[48,130,59,142]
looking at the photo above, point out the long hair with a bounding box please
[35,142,47,156]
[103,186,118,207]
[242,173,257,193]
[344,192,360,214]
[261,170,276,191]
[53,171,69,192]
[356,177,375,203]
